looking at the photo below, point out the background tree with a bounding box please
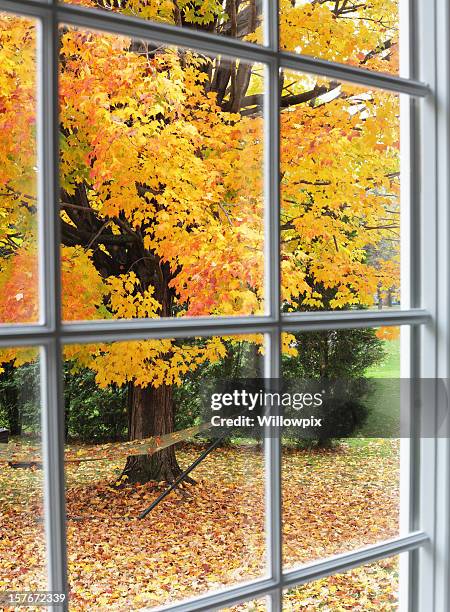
[0,361,40,436]
[0,1,400,481]
[0,364,21,436]
[282,328,386,446]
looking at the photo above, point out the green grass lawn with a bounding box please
[355,337,401,439]
[366,337,400,378]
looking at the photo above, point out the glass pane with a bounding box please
[221,598,268,611]
[282,328,402,568]
[279,1,401,76]
[281,73,401,313]
[0,14,40,324]
[61,1,265,44]
[59,26,266,321]
[283,556,400,610]
[0,347,47,592]
[63,335,266,608]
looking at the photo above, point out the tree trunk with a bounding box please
[121,383,186,484]
[6,393,21,436]
[1,365,21,436]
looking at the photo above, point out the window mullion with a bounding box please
[414,0,442,609]
[269,588,282,612]
[0,308,433,346]
[36,0,430,98]
[40,4,68,606]
[431,0,450,608]
[282,532,429,589]
[264,0,282,607]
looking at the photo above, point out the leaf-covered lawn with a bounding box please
[284,556,399,611]
[0,440,399,610]
[283,440,399,566]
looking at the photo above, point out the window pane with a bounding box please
[63,335,266,608]
[281,328,402,569]
[283,555,400,610]
[60,1,265,45]
[0,347,47,592]
[279,1,401,77]
[0,14,40,324]
[221,598,268,611]
[281,73,401,313]
[59,26,266,321]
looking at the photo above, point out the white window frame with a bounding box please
[0,0,448,610]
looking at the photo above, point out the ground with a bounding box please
[0,438,400,611]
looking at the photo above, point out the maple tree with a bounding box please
[0,0,400,481]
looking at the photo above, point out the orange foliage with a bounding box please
[0,1,400,383]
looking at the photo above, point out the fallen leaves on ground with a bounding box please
[283,556,399,611]
[283,440,399,566]
[0,439,400,610]
[0,460,46,596]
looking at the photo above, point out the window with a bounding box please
[0,1,449,610]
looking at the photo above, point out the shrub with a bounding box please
[282,328,386,446]
[0,362,127,443]
[64,366,127,443]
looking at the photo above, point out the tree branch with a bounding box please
[240,82,341,117]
